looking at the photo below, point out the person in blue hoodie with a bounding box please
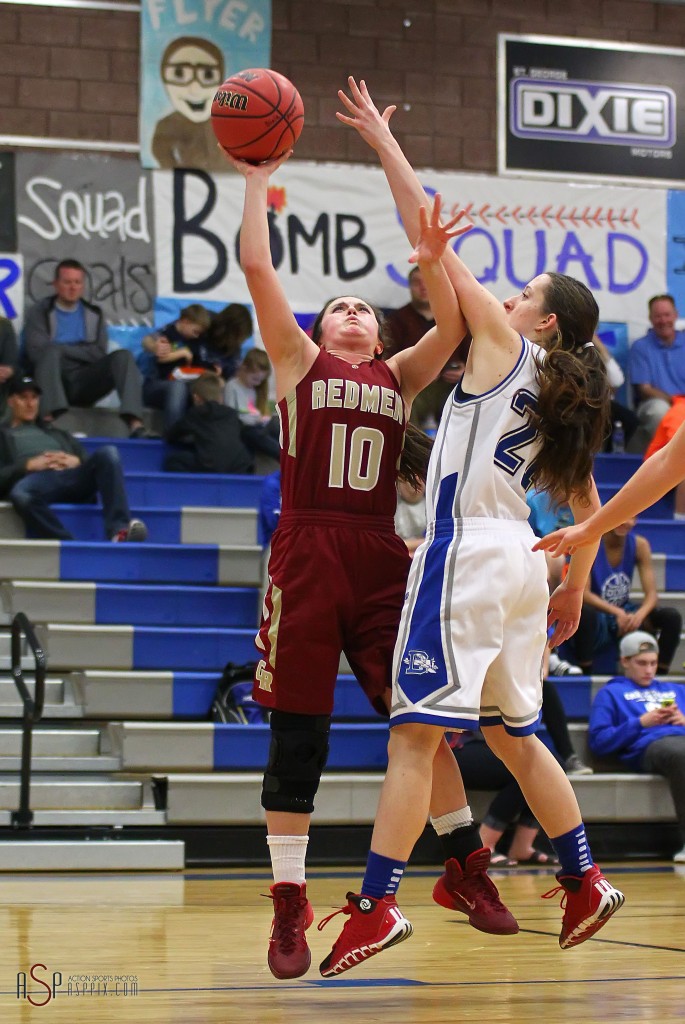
[588,630,685,862]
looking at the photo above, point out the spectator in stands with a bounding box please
[224,349,280,462]
[628,294,685,454]
[394,477,426,556]
[385,266,435,356]
[199,303,254,382]
[588,630,685,863]
[164,373,254,474]
[141,304,212,430]
[593,334,638,452]
[23,260,152,438]
[573,517,682,676]
[0,316,19,421]
[0,375,146,541]
[451,731,556,866]
[385,267,469,429]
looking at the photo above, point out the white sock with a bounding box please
[674,512,685,521]
[266,834,309,884]
[430,806,473,836]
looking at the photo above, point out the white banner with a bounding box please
[153,162,666,339]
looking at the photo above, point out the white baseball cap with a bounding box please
[619,631,658,658]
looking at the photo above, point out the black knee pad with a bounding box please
[261,710,331,814]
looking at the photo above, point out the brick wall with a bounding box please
[1,0,685,170]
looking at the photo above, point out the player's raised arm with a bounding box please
[535,420,685,556]
[229,152,317,396]
[337,77,517,352]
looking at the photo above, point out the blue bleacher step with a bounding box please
[1,581,258,628]
[597,483,673,518]
[124,472,265,509]
[633,519,685,555]
[37,623,256,671]
[82,437,167,473]
[0,539,262,586]
[592,452,642,485]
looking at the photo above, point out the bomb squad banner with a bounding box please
[498,34,685,186]
[152,161,667,341]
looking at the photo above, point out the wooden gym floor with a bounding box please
[0,862,683,1022]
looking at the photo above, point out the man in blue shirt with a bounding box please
[588,630,685,861]
[23,260,151,437]
[628,294,685,453]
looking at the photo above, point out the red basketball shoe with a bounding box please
[267,881,315,979]
[542,865,625,948]
[318,892,413,978]
[432,847,519,935]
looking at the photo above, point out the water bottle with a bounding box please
[611,420,625,453]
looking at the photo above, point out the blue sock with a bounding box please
[361,850,406,899]
[551,824,594,877]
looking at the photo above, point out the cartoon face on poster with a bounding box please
[140,0,272,171]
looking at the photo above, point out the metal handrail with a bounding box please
[9,612,47,828]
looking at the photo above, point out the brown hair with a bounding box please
[205,303,253,356]
[529,273,611,502]
[191,372,222,403]
[179,303,211,330]
[239,348,272,415]
[648,293,676,312]
[161,36,224,76]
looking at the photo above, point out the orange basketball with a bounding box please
[211,68,304,164]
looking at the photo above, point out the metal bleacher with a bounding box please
[0,433,681,869]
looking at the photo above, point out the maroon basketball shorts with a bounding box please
[253,511,410,716]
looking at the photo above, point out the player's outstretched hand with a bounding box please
[337,77,396,149]
[219,146,293,178]
[409,194,472,266]
[533,520,597,557]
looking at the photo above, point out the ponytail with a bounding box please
[399,422,433,489]
[530,340,610,502]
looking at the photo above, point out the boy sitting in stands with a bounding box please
[164,373,254,474]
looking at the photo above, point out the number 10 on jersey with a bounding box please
[329,424,385,492]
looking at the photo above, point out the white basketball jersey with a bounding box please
[426,336,543,523]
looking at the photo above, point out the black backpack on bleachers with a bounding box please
[211,661,270,724]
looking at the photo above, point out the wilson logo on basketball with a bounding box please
[213,90,248,111]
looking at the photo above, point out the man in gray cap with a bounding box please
[588,630,685,862]
[0,376,146,542]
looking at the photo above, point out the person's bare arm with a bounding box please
[337,78,518,355]
[228,151,318,398]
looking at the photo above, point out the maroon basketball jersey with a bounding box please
[278,348,406,517]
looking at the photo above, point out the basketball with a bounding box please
[211,68,304,164]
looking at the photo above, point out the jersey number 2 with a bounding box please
[329,424,385,491]
[494,388,537,490]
